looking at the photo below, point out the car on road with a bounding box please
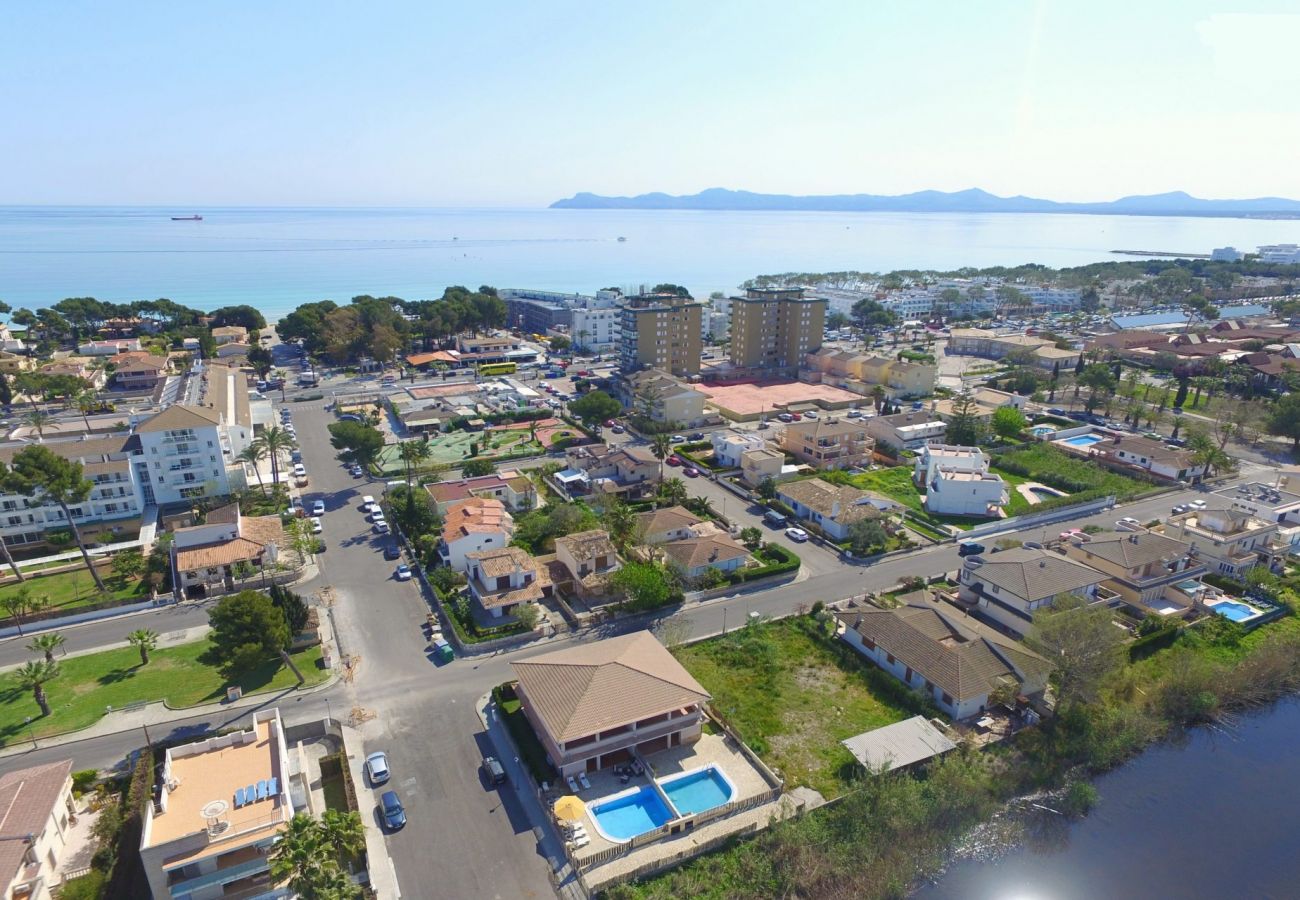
[671,434,685,443]
[373,521,391,534]
[365,751,391,785]
[784,526,809,542]
[763,509,787,527]
[688,432,705,441]
[309,517,323,534]
[383,544,402,560]
[958,541,986,557]
[395,563,412,580]
[361,495,377,512]
[380,790,407,830]
[292,464,307,477]
[350,464,364,477]
[1172,504,1189,515]
[611,424,625,433]
[1116,517,1142,531]
[311,500,325,516]
[1189,500,1207,510]
[482,756,507,785]
[666,455,682,466]
[683,466,699,477]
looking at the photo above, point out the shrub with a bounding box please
[72,769,99,795]
[1062,780,1099,816]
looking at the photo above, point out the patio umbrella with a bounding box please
[553,795,585,822]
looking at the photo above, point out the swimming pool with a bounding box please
[1030,425,1057,437]
[1061,433,1104,448]
[658,766,735,817]
[1209,600,1262,623]
[588,785,674,843]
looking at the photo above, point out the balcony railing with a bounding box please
[167,855,270,897]
[558,711,700,762]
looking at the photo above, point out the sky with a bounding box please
[3,1,1300,207]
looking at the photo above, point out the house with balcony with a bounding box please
[914,445,1007,518]
[777,477,900,541]
[132,405,231,505]
[837,597,1052,720]
[0,760,75,900]
[511,630,711,776]
[780,418,875,471]
[1161,508,1285,578]
[211,325,248,346]
[554,529,622,600]
[171,502,287,596]
[740,446,787,486]
[957,546,1113,637]
[439,497,515,572]
[562,444,661,497]
[424,470,537,515]
[710,429,767,468]
[466,545,551,619]
[633,506,705,544]
[1060,530,1206,617]
[865,410,946,451]
[113,353,170,391]
[140,709,293,900]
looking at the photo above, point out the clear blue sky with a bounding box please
[4,1,1298,206]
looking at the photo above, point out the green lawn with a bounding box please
[826,464,1035,530]
[0,568,148,624]
[991,443,1151,500]
[673,618,921,797]
[0,641,326,746]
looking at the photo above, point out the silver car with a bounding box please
[365,751,390,785]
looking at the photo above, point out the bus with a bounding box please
[478,362,517,377]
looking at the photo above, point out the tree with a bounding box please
[209,304,267,330]
[945,392,985,446]
[568,390,623,426]
[246,343,274,378]
[514,601,540,630]
[269,582,311,636]
[462,458,495,478]
[757,477,778,501]
[1266,393,1300,448]
[600,498,637,549]
[396,439,432,486]
[0,370,11,409]
[851,298,899,332]
[73,391,99,432]
[990,406,1028,440]
[1184,426,1235,478]
[22,409,57,442]
[869,385,887,412]
[269,813,361,900]
[739,527,762,549]
[236,444,268,493]
[1025,594,1124,708]
[0,535,23,582]
[846,519,889,556]
[111,549,144,584]
[328,421,385,470]
[27,631,64,663]
[127,628,158,665]
[658,477,688,508]
[1077,364,1117,412]
[549,335,571,352]
[611,562,678,611]
[13,659,60,716]
[2,446,106,592]
[208,590,291,675]
[253,426,296,490]
[1,588,48,635]
[650,433,673,481]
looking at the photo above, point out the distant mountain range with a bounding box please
[549,187,1300,217]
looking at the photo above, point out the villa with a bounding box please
[439,497,515,572]
[1060,530,1206,617]
[466,545,551,619]
[511,630,710,776]
[0,760,75,900]
[172,502,287,596]
[957,546,1112,637]
[659,532,750,580]
[633,505,705,544]
[914,445,1007,518]
[1161,508,1286,578]
[777,478,899,541]
[554,529,622,600]
[425,470,537,514]
[710,429,767,468]
[865,410,946,451]
[779,417,876,471]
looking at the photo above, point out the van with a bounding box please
[763,510,788,528]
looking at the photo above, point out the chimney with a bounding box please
[831,499,841,518]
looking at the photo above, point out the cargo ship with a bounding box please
[171,215,203,221]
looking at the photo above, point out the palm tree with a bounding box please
[269,815,331,896]
[319,809,365,859]
[397,440,431,487]
[73,391,99,431]
[602,500,637,549]
[658,477,688,508]
[236,445,268,494]
[23,409,57,442]
[253,426,296,492]
[869,385,887,412]
[127,628,158,665]
[27,631,64,663]
[0,535,23,582]
[650,433,672,482]
[1,586,37,634]
[14,659,60,717]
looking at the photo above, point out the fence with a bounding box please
[959,494,1118,540]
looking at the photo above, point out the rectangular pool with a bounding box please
[588,785,674,843]
[1061,434,1104,448]
[658,766,735,816]
[1209,600,1262,623]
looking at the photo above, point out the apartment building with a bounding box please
[728,288,825,373]
[503,292,574,335]
[569,294,622,352]
[133,405,231,505]
[780,417,875,470]
[618,293,703,377]
[0,760,75,900]
[947,329,1082,371]
[140,709,292,900]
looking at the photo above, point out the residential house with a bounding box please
[554,529,622,599]
[710,429,767,468]
[914,444,1007,518]
[78,338,142,356]
[957,546,1111,637]
[740,447,786,486]
[660,532,750,580]
[113,353,170,390]
[1162,508,1285,578]
[171,502,287,595]
[1214,481,1300,526]
[211,325,249,346]
[215,342,251,361]
[1061,530,1206,616]
[425,470,537,515]
[838,598,1052,719]
[865,410,946,451]
[804,348,938,398]
[466,545,551,619]
[0,351,34,375]
[40,359,106,390]
[0,760,75,900]
[633,506,704,544]
[563,443,661,496]
[623,369,708,427]
[780,418,875,471]
[1085,433,1207,483]
[140,710,293,900]
[777,478,900,541]
[947,329,1079,370]
[931,387,1025,424]
[439,497,515,572]
[511,630,710,776]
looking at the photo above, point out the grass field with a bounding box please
[0,568,148,624]
[828,465,1035,529]
[673,618,919,797]
[991,443,1151,500]
[0,641,326,746]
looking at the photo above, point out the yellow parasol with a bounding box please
[553,795,586,822]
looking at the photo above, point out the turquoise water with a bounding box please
[1210,600,1260,622]
[589,786,673,842]
[659,767,734,816]
[1062,434,1104,448]
[4,206,1300,318]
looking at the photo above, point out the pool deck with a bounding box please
[1016,481,1068,506]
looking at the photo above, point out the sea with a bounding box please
[1,206,1298,320]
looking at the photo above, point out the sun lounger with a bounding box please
[267,777,278,798]
[256,780,268,801]
[234,787,247,807]
[567,775,579,792]
[571,834,589,849]
[578,772,591,790]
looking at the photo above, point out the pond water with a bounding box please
[916,700,1300,899]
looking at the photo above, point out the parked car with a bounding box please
[380,790,407,829]
[365,752,391,785]
[311,500,325,516]
[603,419,617,428]
[1189,500,1207,510]
[292,464,307,477]
[395,564,412,581]
[784,526,809,542]
[763,510,788,527]
[1116,517,1142,531]
[671,434,686,443]
[688,432,705,441]
[803,411,818,419]
[1047,407,1067,416]
[309,517,323,534]
[683,466,700,478]
[611,425,625,434]
[776,413,794,423]
[361,495,377,512]
[788,413,802,421]
[482,756,507,785]
[1172,504,1189,515]
[350,464,364,477]
[383,544,402,560]
[958,541,986,557]
[373,521,391,535]
[666,455,682,466]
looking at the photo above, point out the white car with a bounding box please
[292,464,307,477]
[311,500,325,516]
[1188,500,1207,510]
[784,527,810,542]
[1116,517,1142,531]
[309,517,323,534]
[361,495,376,513]
[365,751,391,785]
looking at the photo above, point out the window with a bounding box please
[885,653,895,664]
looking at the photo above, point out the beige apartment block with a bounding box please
[729,288,825,373]
[780,417,875,470]
[618,294,703,377]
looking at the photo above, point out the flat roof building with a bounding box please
[729,288,826,374]
[618,293,703,377]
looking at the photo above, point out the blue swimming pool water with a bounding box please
[659,767,734,816]
[1030,425,1056,436]
[1062,434,1104,447]
[1211,600,1260,623]
[589,786,674,842]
